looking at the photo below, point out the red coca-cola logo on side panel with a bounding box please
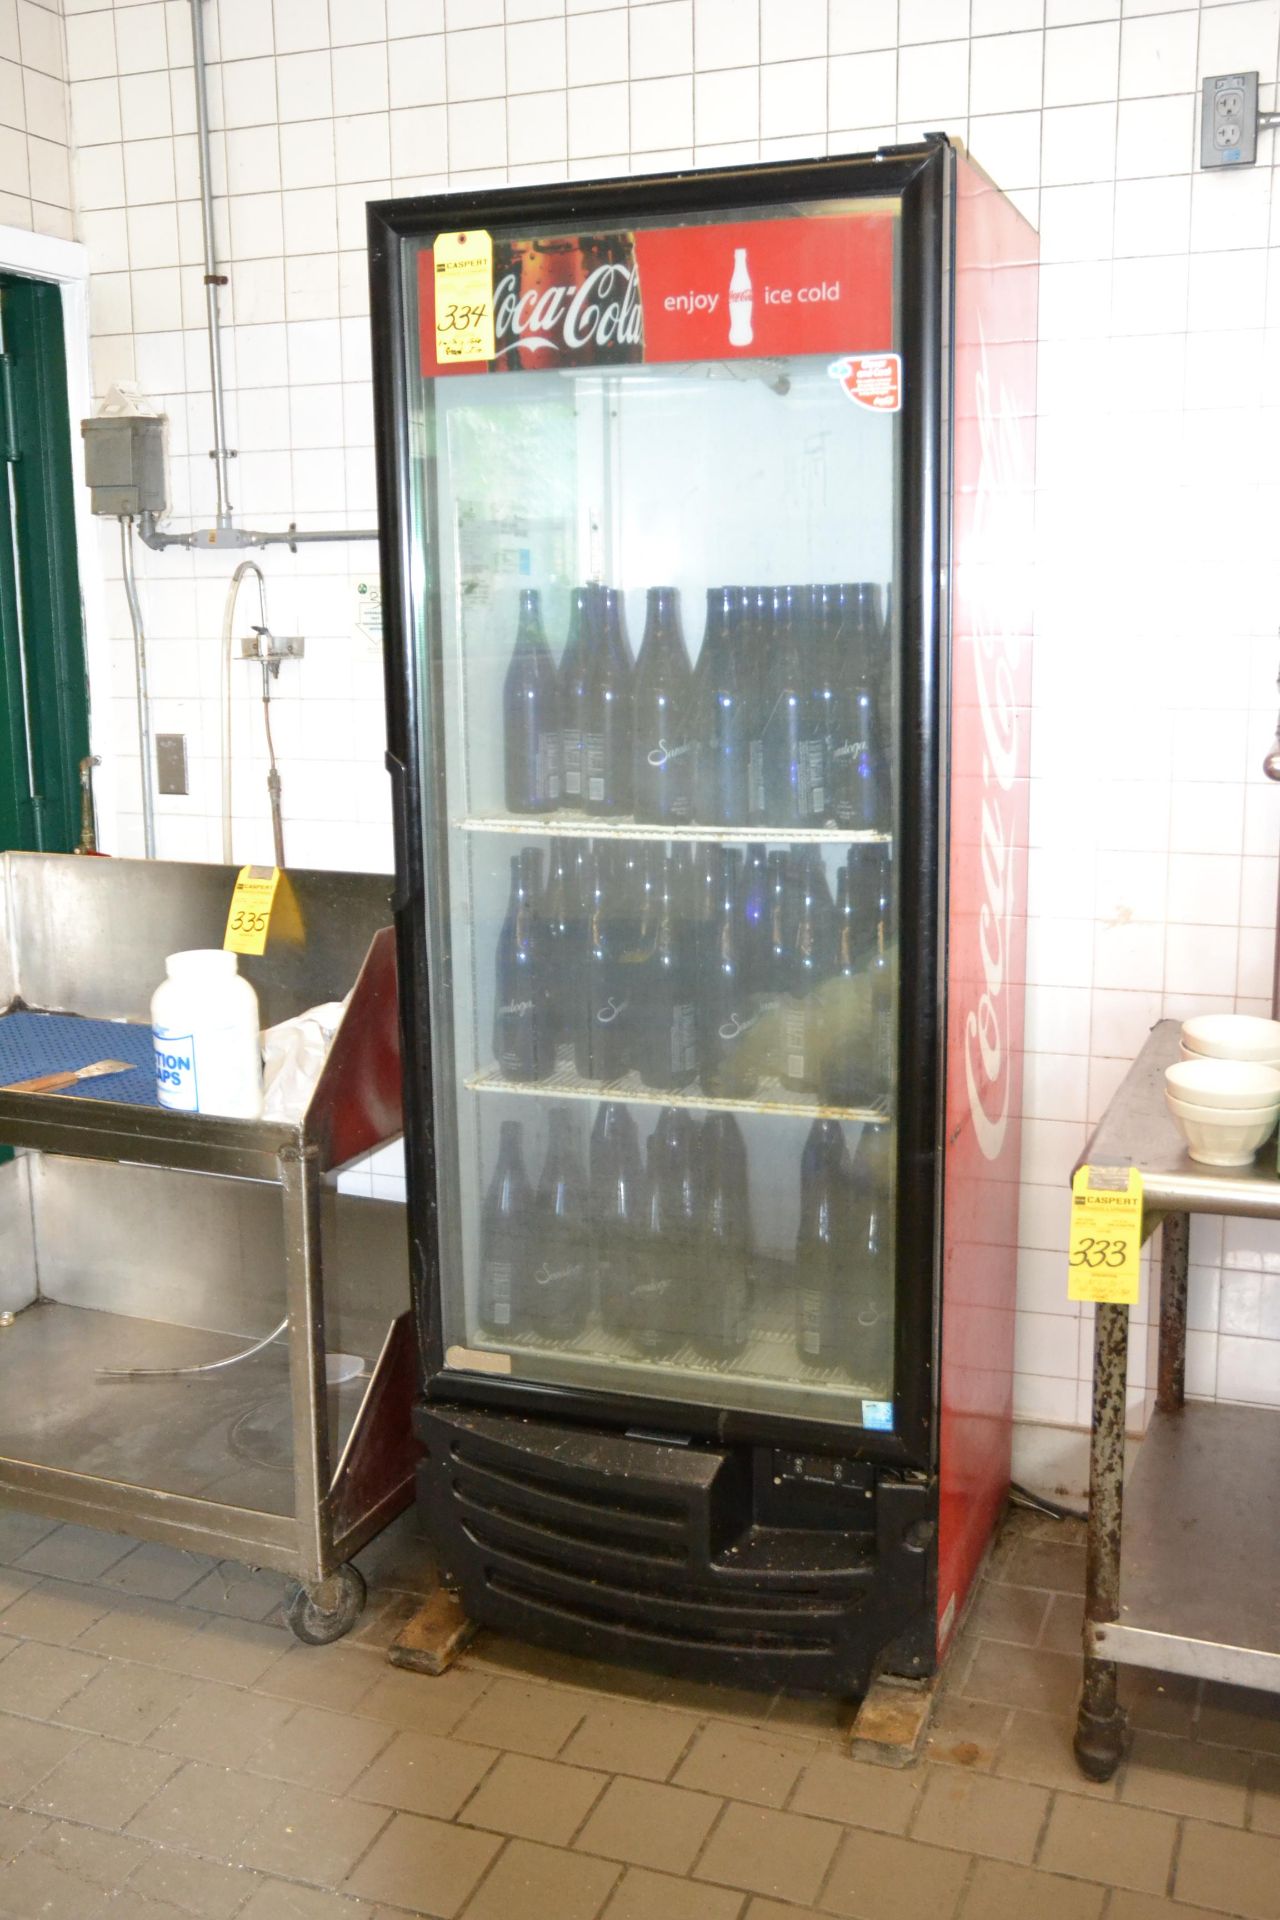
[418,214,895,375]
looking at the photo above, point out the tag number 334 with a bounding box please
[1069,1236,1129,1271]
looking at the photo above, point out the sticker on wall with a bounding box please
[829,352,902,412]
[353,576,382,646]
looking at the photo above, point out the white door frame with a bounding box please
[0,224,115,850]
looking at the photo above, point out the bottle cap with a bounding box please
[165,949,239,979]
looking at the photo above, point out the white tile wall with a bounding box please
[28,0,1280,1415]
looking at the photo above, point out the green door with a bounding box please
[0,272,91,854]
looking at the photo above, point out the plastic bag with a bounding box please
[261,1000,346,1122]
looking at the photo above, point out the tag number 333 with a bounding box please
[1069,1236,1129,1271]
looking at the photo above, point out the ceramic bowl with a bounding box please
[1164,1089,1278,1166]
[1180,1013,1280,1064]
[1165,1058,1280,1112]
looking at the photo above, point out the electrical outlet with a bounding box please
[1201,71,1259,168]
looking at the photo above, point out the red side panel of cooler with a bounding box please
[937,152,1038,1657]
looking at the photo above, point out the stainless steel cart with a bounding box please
[1074,1018,1280,1779]
[0,853,416,1644]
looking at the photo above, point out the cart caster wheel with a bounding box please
[285,1565,367,1646]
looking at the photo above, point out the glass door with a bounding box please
[401,194,905,1431]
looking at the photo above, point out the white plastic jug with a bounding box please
[152,950,264,1118]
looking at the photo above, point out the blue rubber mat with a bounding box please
[0,1010,159,1106]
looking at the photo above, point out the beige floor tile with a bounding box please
[957,1859,1105,1920]
[1254,1757,1280,1834]
[0,1636,105,1717]
[767,1692,851,1741]
[0,1805,46,1864]
[788,1750,921,1833]
[127,1847,262,1919]
[54,1659,195,1745]
[239,1882,377,1918]
[170,1617,295,1688]
[744,1903,819,1920]
[74,1594,205,1665]
[1198,1684,1280,1757]
[343,1809,502,1915]
[1119,1729,1251,1824]
[1176,1819,1280,1919]
[693,1801,841,1904]
[925,1697,1009,1771]
[1038,1795,1177,1896]
[461,1838,621,1920]
[647,1674,778,1726]
[245,1703,395,1795]
[0,1711,83,1802]
[237,1783,392,1886]
[960,1641,1082,1717]
[820,1826,970,1920]
[451,1676,587,1758]
[22,1732,181,1830]
[0,1577,113,1645]
[673,1724,813,1809]
[349,1727,497,1820]
[254,1644,383,1714]
[99,1543,215,1602]
[1108,1894,1234,1920]
[181,1563,285,1624]
[354,1664,491,1735]
[1039,1594,1085,1655]
[912,1765,1050,1864]
[146,1678,296,1769]
[16,1523,136,1583]
[994,1711,1119,1799]
[0,1847,116,1920]
[464,1633,663,1702]
[1117,1669,1199,1739]
[968,1583,1052,1648]
[575,1776,723,1875]
[561,1699,698,1781]
[126,1760,285,1857]
[457,1750,607,1845]
[28,1818,151,1892]
[996,1538,1085,1596]
[0,1511,58,1565]
[601,1865,745,1920]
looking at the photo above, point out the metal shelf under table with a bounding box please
[1073,1018,1280,1781]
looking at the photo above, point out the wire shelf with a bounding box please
[465,1057,891,1125]
[458,813,892,846]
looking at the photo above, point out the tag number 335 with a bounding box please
[1069,1236,1129,1270]
[230,909,268,935]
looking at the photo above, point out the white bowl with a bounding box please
[1165,1058,1280,1111]
[1164,1089,1278,1166]
[1180,1014,1280,1064]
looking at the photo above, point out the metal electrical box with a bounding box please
[80,414,168,517]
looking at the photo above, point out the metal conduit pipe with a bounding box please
[158,0,377,554]
[120,517,157,859]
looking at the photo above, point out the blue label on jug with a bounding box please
[862,1400,894,1431]
[154,1029,198,1111]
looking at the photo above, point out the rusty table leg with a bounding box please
[1074,1299,1129,1781]
[1155,1211,1190,1415]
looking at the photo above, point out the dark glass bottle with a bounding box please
[794,1118,850,1368]
[630,1117,695,1355]
[578,843,636,1082]
[636,845,697,1091]
[558,585,598,810]
[503,587,560,815]
[585,584,633,816]
[847,1122,894,1387]
[479,1118,533,1337]
[530,1105,590,1338]
[828,581,885,832]
[590,1101,643,1335]
[760,586,824,827]
[692,586,750,826]
[632,586,694,824]
[493,848,554,1082]
[738,841,770,994]
[782,849,837,1094]
[542,835,584,1057]
[696,846,760,1099]
[697,1111,749,1357]
[744,586,771,824]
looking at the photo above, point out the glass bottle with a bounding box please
[492,848,554,1082]
[633,585,694,824]
[692,586,750,827]
[503,587,561,815]
[479,1118,533,1337]
[530,1105,590,1339]
[794,1118,850,1368]
[585,583,633,817]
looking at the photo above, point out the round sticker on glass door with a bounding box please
[829,353,902,412]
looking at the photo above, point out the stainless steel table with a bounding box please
[1074,1019,1280,1780]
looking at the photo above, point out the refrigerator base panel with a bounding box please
[415,1400,936,1697]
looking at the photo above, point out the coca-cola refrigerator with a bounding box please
[368,138,1037,1696]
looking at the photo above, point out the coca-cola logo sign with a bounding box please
[963,327,1023,1164]
[493,258,643,364]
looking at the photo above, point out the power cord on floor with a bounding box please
[1009,1481,1087,1522]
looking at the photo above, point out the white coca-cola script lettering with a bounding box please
[963,325,1023,1163]
[493,263,643,361]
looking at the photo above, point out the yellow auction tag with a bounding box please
[223,865,280,957]
[1067,1164,1144,1304]
[433,229,494,365]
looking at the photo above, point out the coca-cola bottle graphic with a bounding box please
[761,586,823,828]
[530,1105,590,1338]
[794,1118,851,1368]
[585,583,633,816]
[697,1111,749,1357]
[635,845,697,1092]
[783,849,837,1094]
[692,586,750,827]
[503,588,561,815]
[559,585,599,809]
[729,247,753,347]
[479,1118,533,1336]
[591,1101,643,1335]
[493,848,554,1082]
[542,835,585,1056]
[696,846,760,1099]
[828,581,886,832]
[848,1122,894,1386]
[632,586,693,824]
